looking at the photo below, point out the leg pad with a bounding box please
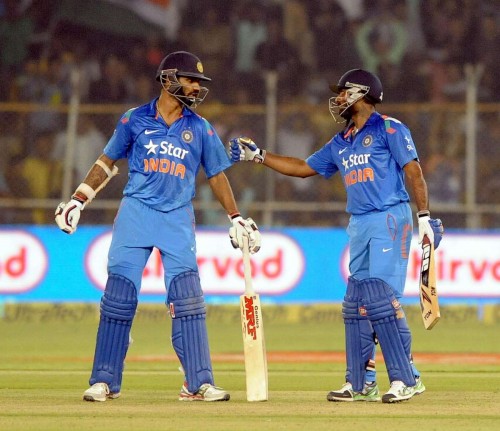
[360,278,416,386]
[343,277,377,392]
[90,274,137,393]
[168,271,213,393]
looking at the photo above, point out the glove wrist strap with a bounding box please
[228,212,241,221]
[71,193,87,206]
[417,210,430,218]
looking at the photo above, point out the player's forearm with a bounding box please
[263,152,315,178]
[410,177,429,212]
[72,154,118,206]
[404,161,429,212]
[208,172,239,216]
[81,155,114,189]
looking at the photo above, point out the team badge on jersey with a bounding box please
[362,135,373,147]
[181,129,193,143]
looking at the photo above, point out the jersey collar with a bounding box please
[343,112,380,139]
[148,97,195,120]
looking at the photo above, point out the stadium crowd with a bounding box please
[0,0,498,226]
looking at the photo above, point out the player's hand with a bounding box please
[429,218,444,249]
[418,211,444,249]
[229,137,266,164]
[229,215,261,254]
[55,199,84,234]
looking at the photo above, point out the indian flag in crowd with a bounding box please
[104,0,183,39]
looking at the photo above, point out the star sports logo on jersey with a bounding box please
[142,139,190,178]
[342,153,374,186]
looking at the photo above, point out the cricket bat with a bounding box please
[240,236,268,402]
[419,235,440,330]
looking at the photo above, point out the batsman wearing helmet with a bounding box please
[230,69,443,403]
[56,51,261,402]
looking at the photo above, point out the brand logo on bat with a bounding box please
[244,296,257,340]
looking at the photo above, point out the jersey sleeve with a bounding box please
[383,117,419,169]
[200,117,232,178]
[306,139,339,179]
[103,109,134,160]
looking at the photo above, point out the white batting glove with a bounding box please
[55,199,84,234]
[229,137,266,164]
[229,215,261,254]
[417,210,434,245]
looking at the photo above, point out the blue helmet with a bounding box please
[329,69,383,123]
[156,51,211,109]
[156,51,211,82]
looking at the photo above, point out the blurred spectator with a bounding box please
[88,54,130,103]
[441,63,467,101]
[276,113,317,200]
[145,34,167,71]
[18,131,62,223]
[334,0,365,21]
[52,114,106,188]
[255,17,302,100]
[475,12,499,101]
[0,0,34,100]
[310,1,357,77]
[128,72,155,105]
[355,4,408,85]
[282,0,316,71]
[232,2,267,75]
[59,41,101,102]
[402,0,426,55]
[425,151,462,204]
[18,55,70,135]
[188,6,232,99]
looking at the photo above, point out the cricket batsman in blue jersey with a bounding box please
[55,51,261,402]
[230,69,443,403]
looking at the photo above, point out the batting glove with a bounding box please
[229,214,261,254]
[229,137,266,164]
[417,211,444,249]
[55,198,84,234]
[429,218,444,249]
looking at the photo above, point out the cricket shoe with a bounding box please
[179,383,230,402]
[83,383,121,402]
[413,378,426,396]
[382,380,420,403]
[327,381,381,402]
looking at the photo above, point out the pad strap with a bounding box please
[168,271,213,392]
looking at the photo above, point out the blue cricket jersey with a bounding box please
[307,112,419,215]
[104,98,232,212]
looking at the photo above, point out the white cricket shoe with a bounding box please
[83,382,121,402]
[179,383,230,402]
[382,380,416,403]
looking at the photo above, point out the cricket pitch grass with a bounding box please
[1,303,499,431]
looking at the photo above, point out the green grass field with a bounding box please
[1,303,499,431]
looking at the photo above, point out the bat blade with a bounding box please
[240,292,268,401]
[419,237,440,330]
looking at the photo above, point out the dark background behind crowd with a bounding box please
[1,0,498,106]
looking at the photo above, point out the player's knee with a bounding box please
[101,274,138,321]
[358,278,400,321]
[167,271,206,318]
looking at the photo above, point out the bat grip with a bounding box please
[242,236,254,295]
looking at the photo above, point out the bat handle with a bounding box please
[242,236,254,295]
